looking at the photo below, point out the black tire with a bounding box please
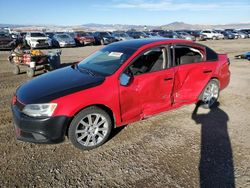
[26,67,35,78]
[199,79,220,109]
[12,64,20,75]
[68,106,112,150]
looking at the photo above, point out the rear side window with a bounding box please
[174,45,204,65]
[206,47,218,61]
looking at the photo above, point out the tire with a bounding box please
[212,36,217,40]
[26,67,35,78]
[200,79,220,109]
[12,64,20,75]
[68,106,112,150]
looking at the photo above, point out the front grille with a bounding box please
[37,40,46,44]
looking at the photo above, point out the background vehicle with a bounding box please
[185,30,206,41]
[175,31,195,41]
[93,32,116,45]
[222,31,235,39]
[51,34,76,48]
[200,30,223,40]
[143,31,161,38]
[11,39,230,150]
[0,31,16,49]
[159,31,180,38]
[111,32,133,41]
[74,32,95,46]
[126,31,149,39]
[25,32,51,48]
[236,31,248,39]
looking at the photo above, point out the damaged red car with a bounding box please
[11,39,230,150]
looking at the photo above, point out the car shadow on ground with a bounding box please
[192,102,235,188]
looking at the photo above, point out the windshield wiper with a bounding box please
[78,66,95,76]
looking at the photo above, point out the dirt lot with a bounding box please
[0,39,250,188]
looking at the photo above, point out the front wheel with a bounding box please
[68,106,112,150]
[200,79,220,109]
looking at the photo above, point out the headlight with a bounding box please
[22,103,57,117]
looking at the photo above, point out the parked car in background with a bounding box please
[200,30,223,40]
[11,38,231,150]
[93,32,116,45]
[239,29,250,37]
[0,31,16,49]
[45,32,55,39]
[185,30,206,41]
[222,31,235,39]
[51,34,76,48]
[73,32,95,46]
[112,32,133,41]
[126,31,149,39]
[175,31,195,41]
[236,31,248,39]
[159,31,180,39]
[143,31,161,38]
[231,31,240,39]
[25,32,51,48]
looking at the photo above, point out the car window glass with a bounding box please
[174,45,203,65]
[127,47,167,76]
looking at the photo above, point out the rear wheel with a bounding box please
[68,106,112,150]
[200,79,220,109]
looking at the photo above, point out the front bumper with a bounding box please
[11,104,71,144]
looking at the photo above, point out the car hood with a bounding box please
[30,37,48,41]
[57,38,74,43]
[16,65,105,104]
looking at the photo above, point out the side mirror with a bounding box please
[120,73,132,86]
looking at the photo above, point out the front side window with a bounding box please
[126,47,168,76]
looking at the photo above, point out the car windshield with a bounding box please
[31,33,46,37]
[0,32,9,37]
[57,34,70,39]
[78,32,90,37]
[78,45,136,76]
[99,32,111,37]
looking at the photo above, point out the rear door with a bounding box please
[172,43,218,105]
[119,46,174,123]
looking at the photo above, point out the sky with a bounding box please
[0,0,249,26]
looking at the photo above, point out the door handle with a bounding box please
[164,77,173,81]
[203,70,212,73]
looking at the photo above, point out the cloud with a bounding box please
[96,0,250,11]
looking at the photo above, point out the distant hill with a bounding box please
[1,22,250,32]
[82,22,250,31]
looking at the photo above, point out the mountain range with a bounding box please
[1,22,250,31]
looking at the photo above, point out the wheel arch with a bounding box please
[198,77,220,100]
[65,104,117,136]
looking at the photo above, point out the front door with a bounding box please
[119,46,174,124]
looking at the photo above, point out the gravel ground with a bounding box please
[0,39,250,188]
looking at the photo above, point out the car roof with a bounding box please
[108,38,193,49]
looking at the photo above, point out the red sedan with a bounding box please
[11,39,230,150]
